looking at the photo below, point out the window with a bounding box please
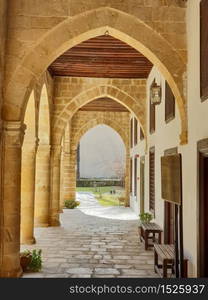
[150,80,156,133]
[134,156,137,197]
[140,127,144,141]
[130,118,133,148]
[200,0,208,101]
[149,147,155,213]
[165,81,175,122]
[130,158,133,193]
[134,118,138,146]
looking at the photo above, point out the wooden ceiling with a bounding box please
[79,98,129,112]
[48,35,153,78]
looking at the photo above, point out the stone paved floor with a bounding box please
[21,193,158,278]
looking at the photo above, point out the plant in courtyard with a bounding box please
[20,249,42,272]
[64,199,80,209]
[29,249,42,272]
[139,212,153,224]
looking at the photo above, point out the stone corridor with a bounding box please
[21,193,157,278]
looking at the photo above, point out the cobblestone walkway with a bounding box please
[21,193,158,278]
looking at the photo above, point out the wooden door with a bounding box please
[140,156,145,214]
[164,201,175,244]
[198,152,208,277]
[163,147,178,245]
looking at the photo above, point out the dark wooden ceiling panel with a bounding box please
[79,98,129,112]
[48,35,153,78]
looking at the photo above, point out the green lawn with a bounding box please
[76,186,113,194]
[76,186,125,207]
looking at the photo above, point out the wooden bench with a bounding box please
[139,222,163,250]
[154,244,188,278]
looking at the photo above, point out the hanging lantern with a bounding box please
[150,82,161,105]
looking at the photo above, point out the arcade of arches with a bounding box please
[0,0,207,278]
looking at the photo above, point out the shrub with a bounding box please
[64,199,80,209]
[29,249,42,272]
[20,249,42,272]
[139,212,153,224]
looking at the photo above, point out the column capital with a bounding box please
[3,121,26,147]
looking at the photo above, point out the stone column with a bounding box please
[49,145,62,226]
[68,148,77,201]
[20,139,38,244]
[34,144,51,227]
[59,149,64,212]
[0,121,25,277]
[62,152,71,202]
[67,149,77,201]
[60,123,71,207]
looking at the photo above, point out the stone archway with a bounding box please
[0,4,188,277]
[66,115,130,206]
[20,91,37,245]
[3,7,187,144]
[53,85,145,145]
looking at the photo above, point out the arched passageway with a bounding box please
[21,91,37,245]
[67,121,130,207]
[0,3,189,278]
[53,84,146,146]
[34,84,51,228]
[3,8,187,144]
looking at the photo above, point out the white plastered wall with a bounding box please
[130,66,180,224]
[130,0,208,277]
[179,0,208,277]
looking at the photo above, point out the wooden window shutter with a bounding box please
[130,118,133,148]
[150,80,156,133]
[130,158,133,193]
[165,81,175,122]
[134,118,138,146]
[134,156,137,196]
[149,147,155,213]
[200,0,208,101]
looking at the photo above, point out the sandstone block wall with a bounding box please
[52,76,146,144]
[5,0,186,86]
[2,1,187,145]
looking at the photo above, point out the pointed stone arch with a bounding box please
[53,85,145,145]
[67,114,130,206]
[73,117,128,151]
[3,7,187,144]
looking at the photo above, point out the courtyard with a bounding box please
[21,193,157,278]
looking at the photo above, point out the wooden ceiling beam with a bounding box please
[48,35,153,78]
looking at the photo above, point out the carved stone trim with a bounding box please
[3,121,26,147]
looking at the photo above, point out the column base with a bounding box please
[21,236,36,245]
[34,222,49,228]
[49,219,60,227]
[0,266,23,278]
